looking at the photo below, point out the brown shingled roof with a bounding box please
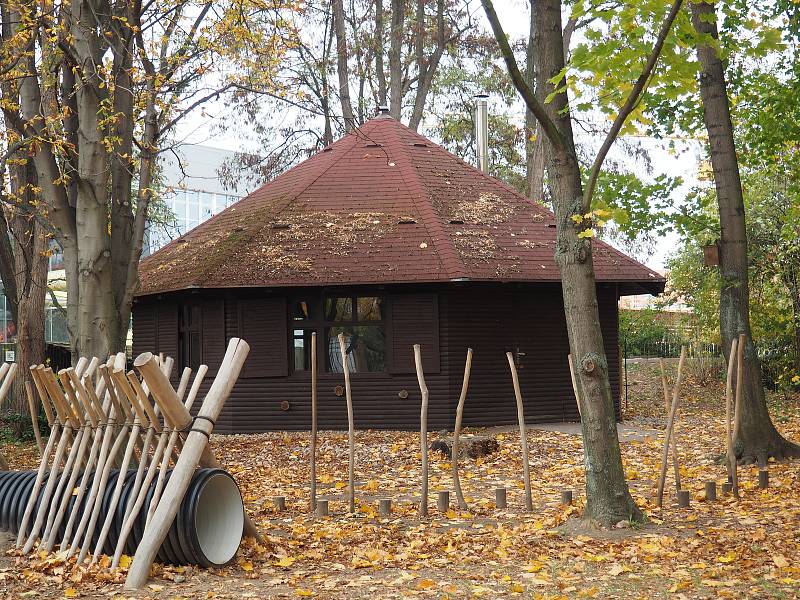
[138,115,665,296]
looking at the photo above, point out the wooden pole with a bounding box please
[337,333,355,513]
[567,353,582,417]
[724,338,738,495]
[25,379,44,455]
[731,333,745,496]
[656,346,687,508]
[414,344,429,517]
[125,338,249,590]
[659,359,681,492]
[134,353,261,540]
[310,332,318,513]
[506,352,532,511]
[146,366,206,526]
[0,362,18,405]
[451,348,472,511]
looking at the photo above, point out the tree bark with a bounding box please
[533,0,642,526]
[388,0,404,119]
[524,0,545,201]
[375,0,388,106]
[690,0,799,463]
[332,0,356,131]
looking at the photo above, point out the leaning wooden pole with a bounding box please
[25,379,44,455]
[506,352,532,511]
[135,354,261,540]
[656,346,687,508]
[125,338,250,590]
[567,354,582,417]
[337,333,356,513]
[659,359,681,492]
[452,348,473,511]
[724,338,738,494]
[414,344,429,517]
[310,332,318,513]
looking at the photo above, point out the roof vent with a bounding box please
[377,105,390,116]
[546,223,556,228]
[449,219,464,225]
[474,94,489,172]
[271,222,291,230]
[322,147,333,152]
[365,142,383,148]
[398,218,417,224]
[411,142,428,147]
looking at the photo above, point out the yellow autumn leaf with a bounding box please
[416,578,437,590]
[295,589,315,597]
[716,552,736,564]
[240,560,254,571]
[773,554,789,568]
[118,555,132,569]
[274,556,296,567]
[64,589,78,598]
[509,582,524,593]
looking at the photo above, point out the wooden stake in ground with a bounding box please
[659,359,681,492]
[310,332,318,513]
[656,346,687,508]
[567,354,582,417]
[506,352,532,511]
[724,338,738,489]
[125,338,249,590]
[452,348,473,511]
[337,333,356,513]
[414,344,429,517]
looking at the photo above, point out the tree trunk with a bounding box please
[536,0,642,526]
[375,0,388,106]
[388,0,404,119]
[332,0,356,131]
[691,0,799,463]
[525,0,545,201]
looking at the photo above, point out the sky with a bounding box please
[175,0,703,272]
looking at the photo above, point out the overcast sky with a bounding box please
[175,0,702,272]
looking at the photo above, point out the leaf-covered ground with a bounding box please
[1,360,799,599]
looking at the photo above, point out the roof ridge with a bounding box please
[384,121,466,280]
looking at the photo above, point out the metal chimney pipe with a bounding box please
[474,94,489,172]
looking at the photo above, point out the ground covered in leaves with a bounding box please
[2,360,799,599]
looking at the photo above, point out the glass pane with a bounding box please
[326,325,385,373]
[291,299,315,321]
[356,297,383,321]
[324,297,352,322]
[293,329,315,371]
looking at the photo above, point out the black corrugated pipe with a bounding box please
[0,468,243,567]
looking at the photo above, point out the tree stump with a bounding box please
[431,434,499,460]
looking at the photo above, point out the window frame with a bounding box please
[288,292,388,376]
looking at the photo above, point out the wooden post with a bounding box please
[724,338,738,498]
[125,339,249,590]
[731,333,745,496]
[24,379,44,455]
[656,346,687,508]
[506,352,532,511]
[310,332,318,513]
[659,359,681,492]
[495,487,507,509]
[413,344,429,517]
[452,348,472,511]
[567,353,582,417]
[337,333,356,513]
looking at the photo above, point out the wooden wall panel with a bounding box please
[388,292,440,374]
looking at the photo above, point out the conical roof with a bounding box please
[138,115,664,296]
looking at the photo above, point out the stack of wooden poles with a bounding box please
[10,337,255,590]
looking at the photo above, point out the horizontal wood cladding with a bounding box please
[132,283,623,433]
[389,293,440,374]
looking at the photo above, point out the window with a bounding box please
[292,328,315,371]
[325,296,385,373]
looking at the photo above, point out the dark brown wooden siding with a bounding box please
[389,293,440,374]
[132,282,622,433]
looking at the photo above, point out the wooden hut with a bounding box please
[134,113,664,433]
